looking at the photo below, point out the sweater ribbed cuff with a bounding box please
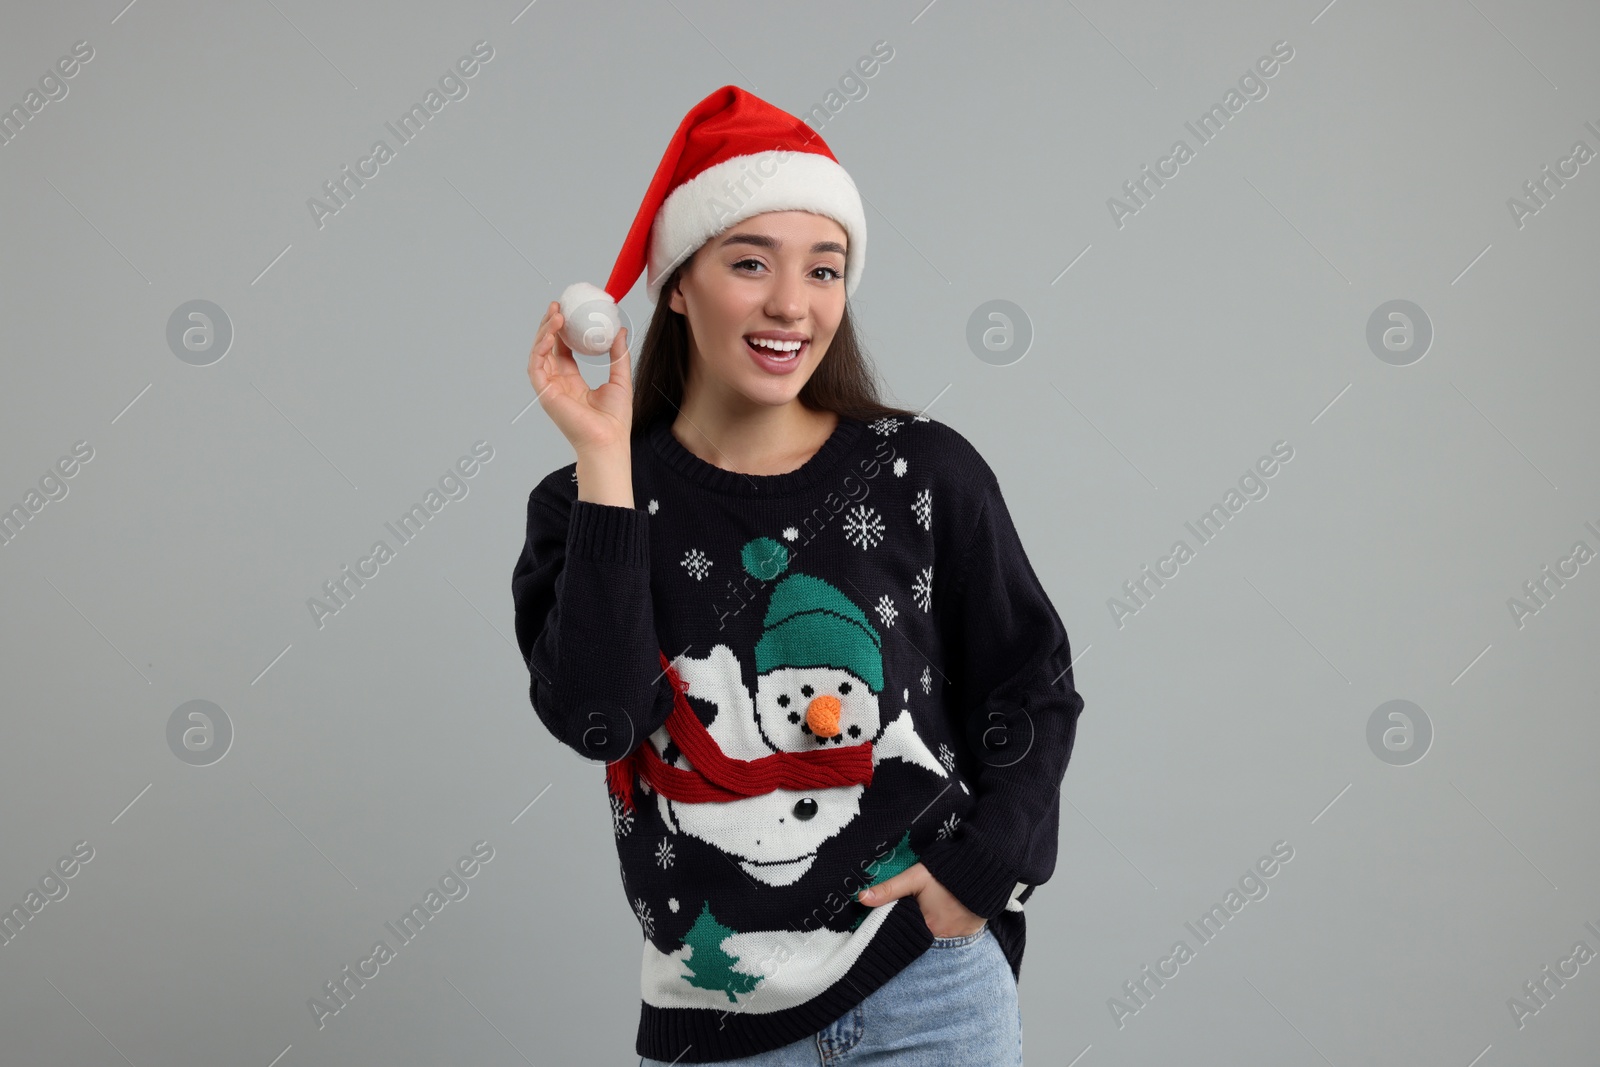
[916,828,1023,920]
[566,500,649,568]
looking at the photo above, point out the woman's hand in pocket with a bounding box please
[856,862,985,938]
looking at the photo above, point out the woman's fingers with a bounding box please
[529,307,575,386]
[527,317,550,392]
[607,326,632,394]
[528,302,566,397]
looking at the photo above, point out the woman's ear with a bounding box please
[665,252,694,316]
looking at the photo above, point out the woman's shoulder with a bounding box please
[855,412,1002,568]
[862,411,1000,497]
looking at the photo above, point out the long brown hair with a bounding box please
[629,252,922,438]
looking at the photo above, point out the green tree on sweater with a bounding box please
[681,901,762,1003]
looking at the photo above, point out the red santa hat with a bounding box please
[558,84,868,355]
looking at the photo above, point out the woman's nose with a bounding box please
[767,272,806,321]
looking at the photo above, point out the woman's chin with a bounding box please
[724,363,809,401]
[733,378,809,410]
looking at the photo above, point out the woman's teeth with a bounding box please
[747,337,803,361]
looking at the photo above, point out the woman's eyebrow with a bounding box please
[719,233,847,256]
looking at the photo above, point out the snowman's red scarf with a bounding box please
[605,650,875,813]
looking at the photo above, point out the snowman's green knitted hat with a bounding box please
[742,536,884,693]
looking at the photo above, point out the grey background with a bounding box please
[2,1,1597,1064]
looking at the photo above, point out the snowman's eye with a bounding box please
[776,694,790,707]
[801,685,814,697]
[838,682,852,695]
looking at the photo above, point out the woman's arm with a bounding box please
[511,467,675,762]
[916,470,1088,919]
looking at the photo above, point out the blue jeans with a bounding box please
[641,924,1023,1065]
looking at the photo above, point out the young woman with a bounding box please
[513,86,1084,1066]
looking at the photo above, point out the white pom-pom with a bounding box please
[558,282,622,356]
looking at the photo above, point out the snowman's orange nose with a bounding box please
[806,695,842,737]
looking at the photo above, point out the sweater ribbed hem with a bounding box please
[635,899,935,1063]
[915,828,1025,920]
[565,499,649,567]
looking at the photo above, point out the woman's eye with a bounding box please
[732,259,842,282]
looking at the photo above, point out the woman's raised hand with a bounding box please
[527,300,634,457]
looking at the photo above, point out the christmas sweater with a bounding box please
[511,411,1086,1063]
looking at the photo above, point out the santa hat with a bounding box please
[558,84,868,356]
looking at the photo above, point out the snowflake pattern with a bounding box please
[921,665,933,695]
[893,457,908,477]
[633,896,655,940]
[655,838,675,869]
[782,526,799,541]
[610,794,634,838]
[912,565,934,613]
[912,488,932,531]
[937,742,956,774]
[648,499,659,514]
[874,594,898,628]
[937,812,961,841]
[680,548,712,580]
[668,897,680,913]
[842,505,885,550]
[869,416,903,436]
[913,413,930,422]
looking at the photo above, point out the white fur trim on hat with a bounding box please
[644,150,866,304]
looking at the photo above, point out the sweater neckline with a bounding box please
[647,412,866,496]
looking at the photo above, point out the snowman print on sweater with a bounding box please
[632,536,954,1012]
[643,536,948,887]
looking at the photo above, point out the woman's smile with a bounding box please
[744,331,809,375]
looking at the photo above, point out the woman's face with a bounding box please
[667,210,848,410]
